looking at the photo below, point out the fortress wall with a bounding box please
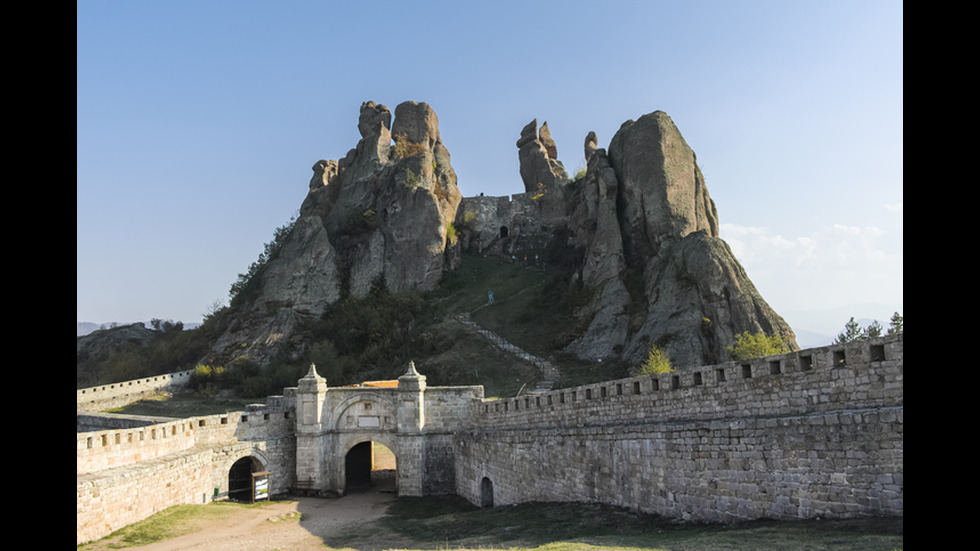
[77,398,297,545]
[76,369,195,412]
[455,335,902,521]
[455,407,902,521]
[457,193,539,253]
[77,443,217,545]
[77,416,204,475]
[469,335,902,430]
[421,386,485,431]
[77,399,296,475]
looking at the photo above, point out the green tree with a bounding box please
[834,317,864,344]
[636,344,674,375]
[863,320,884,339]
[888,312,903,334]
[728,331,790,361]
[229,214,298,304]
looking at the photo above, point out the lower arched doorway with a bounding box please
[481,476,494,507]
[228,456,264,502]
[345,441,397,494]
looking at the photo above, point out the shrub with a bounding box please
[636,344,674,375]
[728,331,789,361]
[392,134,427,159]
[446,222,458,245]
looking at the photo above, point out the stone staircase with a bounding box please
[455,312,560,394]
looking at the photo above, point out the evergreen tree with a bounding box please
[834,317,864,344]
[863,320,883,339]
[888,312,903,334]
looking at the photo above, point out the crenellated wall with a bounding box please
[454,334,903,521]
[76,369,195,412]
[457,192,552,255]
[76,393,297,545]
[77,335,902,545]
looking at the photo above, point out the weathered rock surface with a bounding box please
[461,109,796,367]
[211,100,461,365]
[209,102,793,370]
[517,119,568,196]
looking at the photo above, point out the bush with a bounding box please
[636,344,674,375]
[392,134,427,159]
[728,331,789,361]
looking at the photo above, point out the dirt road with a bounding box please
[98,489,399,551]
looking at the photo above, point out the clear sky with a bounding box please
[77,0,902,341]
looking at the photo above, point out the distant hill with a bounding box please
[77,321,201,337]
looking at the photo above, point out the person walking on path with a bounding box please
[488,290,494,304]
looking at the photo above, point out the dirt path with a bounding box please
[99,489,398,551]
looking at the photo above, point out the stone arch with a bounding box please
[481,476,494,507]
[500,226,509,238]
[339,435,398,495]
[329,393,397,431]
[228,455,265,502]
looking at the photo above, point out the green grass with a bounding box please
[328,495,904,551]
[107,391,260,417]
[77,501,283,549]
[78,494,902,551]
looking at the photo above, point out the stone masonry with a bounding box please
[77,334,902,545]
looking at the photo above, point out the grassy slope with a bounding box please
[79,495,903,551]
[107,252,628,417]
[417,252,630,394]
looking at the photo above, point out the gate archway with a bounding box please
[228,456,264,502]
[343,440,397,494]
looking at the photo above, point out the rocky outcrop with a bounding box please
[460,109,796,368]
[608,111,719,258]
[209,102,793,370]
[211,100,462,365]
[516,119,568,196]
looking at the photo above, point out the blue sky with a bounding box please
[77,1,902,342]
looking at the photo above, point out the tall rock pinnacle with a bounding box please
[211,100,462,366]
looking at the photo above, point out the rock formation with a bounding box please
[207,101,794,371]
[459,109,796,367]
[516,119,568,196]
[211,100,462,365]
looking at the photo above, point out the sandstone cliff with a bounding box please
[458,110,796,367]
[211,101,461,365]
[208,101,794,372]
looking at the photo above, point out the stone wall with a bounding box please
[76,394,296,545]
[76,369,194,412]
[454,334,903,521]
[457,193,549,255]
[290,372,484,497]
[77,335,902,544]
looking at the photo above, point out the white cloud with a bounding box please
[719,221,902,314]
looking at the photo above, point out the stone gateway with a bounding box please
[77,334,902,545]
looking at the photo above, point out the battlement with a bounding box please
[76,369,195,412]
[76,395,296,475]
[78,335,902,543]
[455,334,903,521]
[471,334,903,430]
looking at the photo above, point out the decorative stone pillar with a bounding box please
[396,361,427,496]
[295,364,328,494]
